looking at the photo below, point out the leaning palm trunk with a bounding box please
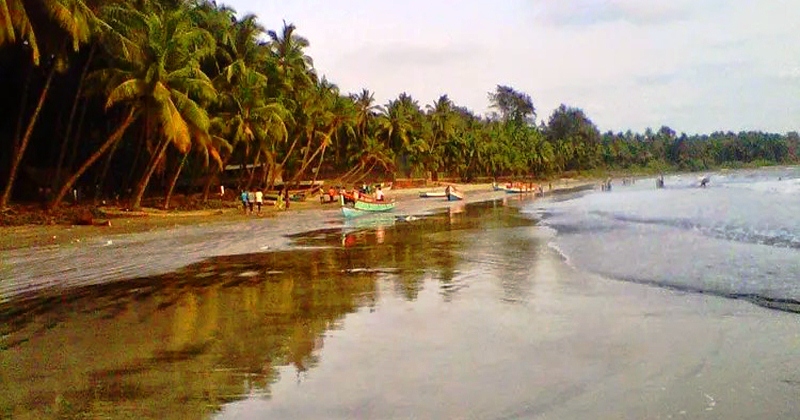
[246,154,260,189]
[336,161,366,185]
[201,165,218,202]
[1,64,57,209]
[351,162,378,185]
[54,44,97,189]
[164,153,189,209]
[130,137,171,210]
[310,144,328,185]
[13,68,33,150]
[286,134,325,188]
[50,110,137,208]
[93,137,124,203]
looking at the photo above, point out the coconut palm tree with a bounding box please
[0,0,97,209]
[213,67,289,190]
[267,21,315,92]
[425,95,457,179]
[65,5,217,210]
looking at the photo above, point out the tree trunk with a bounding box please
[164,152,188,209]
[310,144,328,185]
[288,137,325,186]
[130,137,171,210]
[65,96,91,178]
[93,135,123,203]
[54,43,96,189]
[50,109,136,208]
[124,124,148,193]
[246,153,260,189]
[285,131,316,188]
[13,66,33,151]
[352,162,377,185]
[201,166,217,203]
[0,63,57,209]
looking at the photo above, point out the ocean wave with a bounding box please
[722,178,800,195]
[596,212,800,250]
[593,272,800,314]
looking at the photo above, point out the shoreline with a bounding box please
[0,179,597,252]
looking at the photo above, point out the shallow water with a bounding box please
[1,201,547,418]
[527,166,800,311]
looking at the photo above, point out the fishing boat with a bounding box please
[446,188,464,201]
[505,184,536,194]
[419,190,446,198]
[340,196,396,218]
[492,182,507,191]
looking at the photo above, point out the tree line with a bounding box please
[1,0,797,210]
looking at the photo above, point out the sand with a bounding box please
[0,180,588,252]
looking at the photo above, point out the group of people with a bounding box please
[240,189,264,214]
[601,178,613,191]
[353,185,385,201]
[354,184,385,201]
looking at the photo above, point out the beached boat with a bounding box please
[419,190,446,198]
[446,189,464,201]
[341,196,396,218]
[505,185,535,194]
[492,183,507,191]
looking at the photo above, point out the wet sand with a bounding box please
[4,181,795,419]
[220,249,799,420]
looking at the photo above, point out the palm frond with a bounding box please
[160,98,192,154]
[170,87,210,132]
[105,78,146,109]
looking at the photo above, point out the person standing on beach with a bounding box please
[240,190,248,213]
[247,190,255,214]
[255,188,263,214]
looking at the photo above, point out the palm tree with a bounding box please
[377,93,426,177]
[267,21,315,94]
[75,5,217,210]
[0,0,97,209]
[212,67,289,190]
[425,95,456,179]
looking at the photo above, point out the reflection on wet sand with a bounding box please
[1,200,533,419]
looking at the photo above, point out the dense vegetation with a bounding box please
[1,0,798,210]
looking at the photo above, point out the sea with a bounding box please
[528,166,800,312]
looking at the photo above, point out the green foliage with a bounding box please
[1,0,797,208]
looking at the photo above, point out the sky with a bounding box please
[222,0,800,134]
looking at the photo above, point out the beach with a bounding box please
[0,180,580,252]
[2,175,798,419]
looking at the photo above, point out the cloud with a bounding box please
[537,0,694,26]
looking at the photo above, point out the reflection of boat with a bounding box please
[343,213,397,229]
[341,196,396,218]
[419,190,446,198]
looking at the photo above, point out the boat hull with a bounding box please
[446,191,464,201]
[420,191,446,198]
[341,199,396,218]
[505,187,534,194]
